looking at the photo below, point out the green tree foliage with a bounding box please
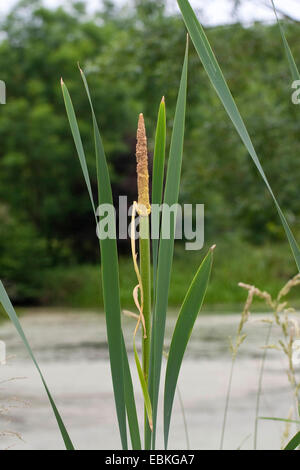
[0,0,300,302]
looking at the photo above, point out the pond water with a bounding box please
[0,309,298,450]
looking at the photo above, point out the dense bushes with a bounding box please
[1,0,300,302]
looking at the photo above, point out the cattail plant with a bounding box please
[0,30,214,452]
[135,113,151,388]
[130,113,153,438]
[60,40,215,450]
[0,0,300,452]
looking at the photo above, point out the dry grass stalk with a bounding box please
[0,375,26,449]
[239,276,300,432]
[281,407,293,449]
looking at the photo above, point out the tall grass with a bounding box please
[237,278,300,450]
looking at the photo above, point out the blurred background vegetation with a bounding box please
[1,0,300,309]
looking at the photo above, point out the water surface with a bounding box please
[0,309,298,450]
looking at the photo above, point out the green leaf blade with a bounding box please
[271,0,300,82]
[61,80,96,216]
[177,0,300,271]
[122,335,142,450]
[61,76,128,450]
[163,248,214,448]
[152,97,167,293]
[0,281,74,450]
[284,431,300,450]
[133,337,153,433]
[146,97,166,449]
[149,38,189,449]
[259,416,300,425]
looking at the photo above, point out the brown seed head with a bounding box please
[136,113,151,216]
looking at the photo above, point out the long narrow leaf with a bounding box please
[122,335,141,450]
[271,0,300,81]
[145,97,167,449]
[164,247,214,448]
[60,79,96,216]
[0,281,74,450]
[149,38,189,448]
[133,336,153,432]
[79,70,129,449]
[177,0,300,271]
[259,416,300,425]
[63,73,140,448]
[284,431,300,450]
[61,77,128,450]
[152,97,167,293]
